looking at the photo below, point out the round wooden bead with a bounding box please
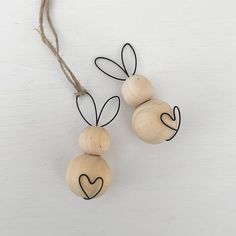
[121,75,154,108]
[132,99,177,144]
[66,154,112,199]
[79,126,111,155]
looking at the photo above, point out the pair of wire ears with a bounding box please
[95,43,138,81]
[76,92,120,128]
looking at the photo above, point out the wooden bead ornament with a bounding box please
[66,93,120,200]
[38,0,120,200]
[95,43,181,144]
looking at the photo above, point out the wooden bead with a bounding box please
[79,126,111,155]
[132,99,176,144]
[66,154,112,199]
[121,75,154,108]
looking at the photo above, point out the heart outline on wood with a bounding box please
[160,106,181,141]
[78,174,104,200]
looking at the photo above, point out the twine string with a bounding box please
[38,0,86,96]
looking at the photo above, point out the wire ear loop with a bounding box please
[121,43,137,77]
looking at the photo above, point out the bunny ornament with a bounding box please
[95,43,181,144]
[66,93,120,200]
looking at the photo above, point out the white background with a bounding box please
[0,0,236,235]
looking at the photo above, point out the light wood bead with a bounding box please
[66,154,112,199]
[79,126,111,155]
[132,99,177,144]
[121,75,154,108]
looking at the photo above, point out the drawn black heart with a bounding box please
[160,106,181,141]
[78,174,104,200]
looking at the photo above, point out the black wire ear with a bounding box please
[76,92,98,126]
[94,57,128,81]
[121,43,137,77]
[97,96,121,127]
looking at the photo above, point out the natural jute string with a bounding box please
[38,0,86,96]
